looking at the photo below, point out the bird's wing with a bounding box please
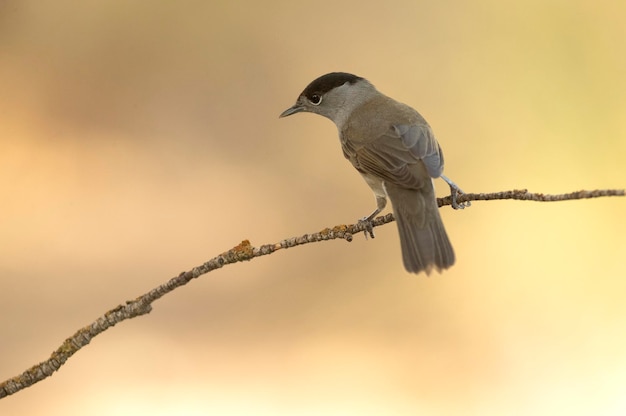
[391,123,444,178]
[345,123,444,190]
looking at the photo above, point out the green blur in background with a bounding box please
[1,1,625,415]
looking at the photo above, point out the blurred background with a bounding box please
[1,1,625,415]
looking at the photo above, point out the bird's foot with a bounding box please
[441,175,471,210]
[450,186,471,210]
[357,217,376,240]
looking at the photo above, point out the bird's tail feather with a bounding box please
[385,183,455,275]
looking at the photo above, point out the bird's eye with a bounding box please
[309,94,322,105]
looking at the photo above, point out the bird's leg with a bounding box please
[440,174,471,209]
[358,195,387,239]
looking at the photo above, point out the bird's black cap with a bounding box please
[301,72,364,100]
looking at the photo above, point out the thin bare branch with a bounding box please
[0,188,623,398]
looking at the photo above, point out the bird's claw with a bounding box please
[441,174,471,210]
[358,217,376,239]
[450,186,471,210]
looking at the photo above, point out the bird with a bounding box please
[279,72,465,275]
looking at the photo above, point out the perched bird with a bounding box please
[280,72,465,275]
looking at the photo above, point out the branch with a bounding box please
[1,188,623,398]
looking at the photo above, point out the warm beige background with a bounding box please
[1,1,625,415]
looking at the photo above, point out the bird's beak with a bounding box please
[279,104,305,118]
